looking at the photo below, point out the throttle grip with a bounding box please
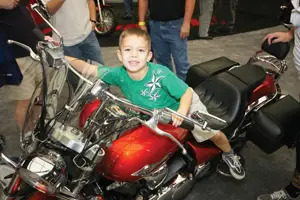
[179,119,194,131]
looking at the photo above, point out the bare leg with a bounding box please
[210,131,231,152]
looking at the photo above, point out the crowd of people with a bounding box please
[0,0,300,199]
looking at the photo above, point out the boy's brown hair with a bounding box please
[119,28,151,50]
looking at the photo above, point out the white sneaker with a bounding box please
[257,189,300,200]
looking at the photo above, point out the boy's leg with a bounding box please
[188,90,244,179]
[210,131,245,180]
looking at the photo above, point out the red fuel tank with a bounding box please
[96,124,188,181]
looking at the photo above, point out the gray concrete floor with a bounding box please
[0,25,299,199]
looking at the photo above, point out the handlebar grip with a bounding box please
[32,28,45,42]
[179,119,194,131]
[159,113,195,131]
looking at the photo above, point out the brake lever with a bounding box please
[7,40,40,62]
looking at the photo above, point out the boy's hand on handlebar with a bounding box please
[172,113,184,127]
[172,108,188,127]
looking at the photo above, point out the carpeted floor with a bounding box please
[97,0,284,47]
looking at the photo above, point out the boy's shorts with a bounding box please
[188,90,219,142]
[6,57,43,100]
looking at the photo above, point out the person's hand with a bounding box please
[139,25,148,32]
[44,36,60,46]
[264,32,293,45]
[172,108,188,127]
[180,22,190,39]
[91,21,96,31]
[0,0,20,10]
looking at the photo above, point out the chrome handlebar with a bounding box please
[90,79,227,155]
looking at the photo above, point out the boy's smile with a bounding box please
[117,35,153,80]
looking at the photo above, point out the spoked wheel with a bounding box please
[94,7,117,36]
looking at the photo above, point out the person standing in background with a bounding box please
[122,0,133,19]
[45,0,104,88]
[0,0,45,132]
[214,0,238,34]
[258,1,300,198]
[198,0,215,39]
[138,0,195,81]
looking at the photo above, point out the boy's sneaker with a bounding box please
[222,153,245,180]
[257,189,300,200]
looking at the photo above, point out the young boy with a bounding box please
[67,28,245,180]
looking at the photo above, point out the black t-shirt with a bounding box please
[0,1,40,58]
[149,0,185,21]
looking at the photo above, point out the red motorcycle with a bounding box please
[1,3,300,200]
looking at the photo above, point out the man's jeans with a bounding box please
[149,18,189,81]
[63,31,103,64]
[63,31,103,89]
[123,0,133,16]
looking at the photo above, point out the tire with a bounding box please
[94,7,117,37]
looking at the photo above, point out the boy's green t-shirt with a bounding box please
[97,62,188,111]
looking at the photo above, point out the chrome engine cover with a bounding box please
[148,173,195,200]
[50,121,86,153]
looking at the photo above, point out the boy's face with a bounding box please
[117,35,152,75]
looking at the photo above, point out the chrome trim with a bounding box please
[106,181,126,191]
[144,163,168,190]
[7,40,40,62]
[0,153,17,169]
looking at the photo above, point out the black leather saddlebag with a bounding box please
[186,57,239,89]
[248,95,300,154]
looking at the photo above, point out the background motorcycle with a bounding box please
[94,0,117,36]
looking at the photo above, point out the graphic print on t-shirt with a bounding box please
[141,70,165,102]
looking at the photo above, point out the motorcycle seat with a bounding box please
[228,64,266,98]
[194,71,249,138]
[186,57,239,88]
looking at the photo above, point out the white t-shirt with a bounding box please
[291,0,300,72]
[45,0,92,46]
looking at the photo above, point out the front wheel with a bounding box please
[95,7,117,37]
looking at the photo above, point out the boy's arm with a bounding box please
[172,87,193,127]
[65,56,98,78]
